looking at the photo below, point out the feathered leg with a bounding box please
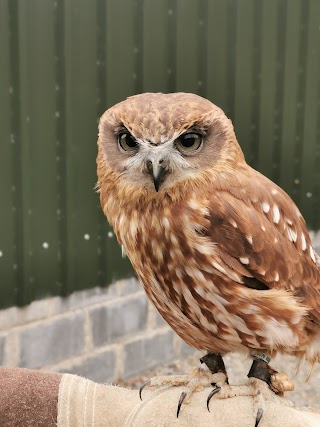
[247,354,294,426]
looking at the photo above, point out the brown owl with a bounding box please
[96,93,320,423]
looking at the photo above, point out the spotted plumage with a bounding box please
[97,92,320,365]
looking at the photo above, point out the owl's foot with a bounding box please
[139,352,228,417]
[247,355,294,396]
[206,378,293,426]
[246,355,294,426]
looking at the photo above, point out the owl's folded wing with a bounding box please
[205,171,320,322]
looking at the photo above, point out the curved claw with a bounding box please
[177,391,187,418]
[139,379,151,401]
[255,408,263,427]
[206,386,221,412]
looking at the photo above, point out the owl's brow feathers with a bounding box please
[100,92,229,144]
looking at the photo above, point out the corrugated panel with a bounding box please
[0,0,319,309]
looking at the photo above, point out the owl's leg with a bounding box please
[139,352,228,417]
[246,354,294,427]
[200,352,229,384]
[247,354,294,396]
[177,352,229,416]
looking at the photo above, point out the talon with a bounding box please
[206,386,221,412]
[139,379,151,401]
[255,408,263,427]
[177,391,187,418]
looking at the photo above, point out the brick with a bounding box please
[0,299,54,332]
[179,341,196,357]
[118,278,142,296]
[144,330,174,367]
[19,313,84,369]
[154,308,166,328]
[59,349,116,384]
[123,330,174,379]
[0,335,6,364]
[109,294,148,341]
[90,294,148,347]
[53,285,117,314]
[90,305,109,347]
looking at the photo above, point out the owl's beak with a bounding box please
[146,156,167,192]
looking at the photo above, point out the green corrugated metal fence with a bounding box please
[1,0,320,309]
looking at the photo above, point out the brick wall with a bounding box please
[0,278,194,383]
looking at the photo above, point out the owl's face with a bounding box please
[98,92,242,192]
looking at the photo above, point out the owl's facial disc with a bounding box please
[118,130,204,192]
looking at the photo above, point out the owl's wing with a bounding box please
[205,168,320,321]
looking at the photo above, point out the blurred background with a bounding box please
[0,0,320,406]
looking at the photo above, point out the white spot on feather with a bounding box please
[246,235,253,244]
[261,225,266,232]
[188,199,201,210]
[162,217,170,230]
[212,262,228,275]
[271,189,278,195]
[274,272,279,282]
[262,202,270,213]
[273,205,280,224]
[286,227,297,242]
[301,233,307,251]
[240,257,249,265]
[230,219,238,228]
[194,243,215,256]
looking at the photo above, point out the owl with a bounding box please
[96,93,320,422]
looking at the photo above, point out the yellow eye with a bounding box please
[175,132,203,154]
[118,132,138,152]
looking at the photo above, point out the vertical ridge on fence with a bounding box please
[1,0,21,307]
[53,0,68,297]
[300,0,320,228]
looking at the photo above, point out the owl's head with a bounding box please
[98,93,244,193]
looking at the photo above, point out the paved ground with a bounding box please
[120,351,320,410]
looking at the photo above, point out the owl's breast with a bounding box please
[109,202,246,352]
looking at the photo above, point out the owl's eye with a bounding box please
[118,132,138,152]
[175,132,203,154]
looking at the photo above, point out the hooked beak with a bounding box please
[146,156,167,192]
